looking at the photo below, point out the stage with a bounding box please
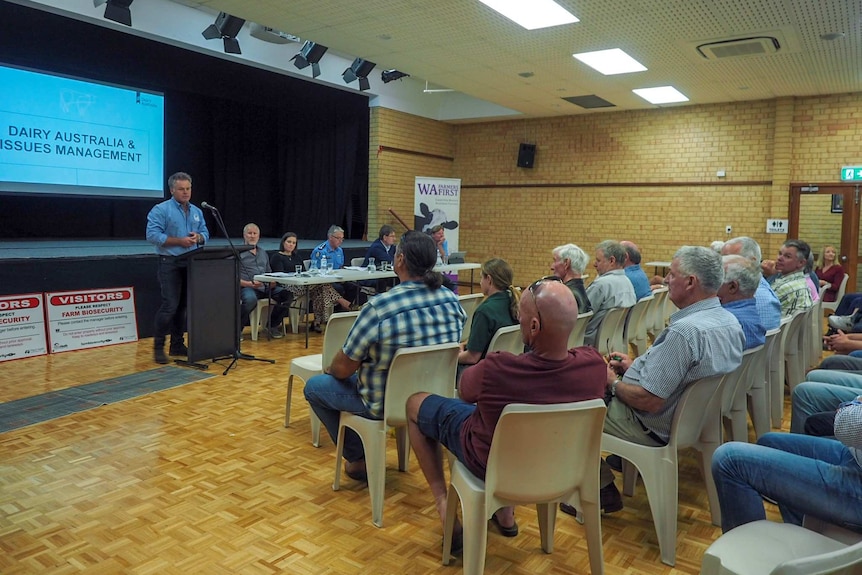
[0,238,372,339]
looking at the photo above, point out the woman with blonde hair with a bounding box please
[458,258,520,370]
[816,245,845,303]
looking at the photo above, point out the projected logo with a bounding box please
[60,90,96,116]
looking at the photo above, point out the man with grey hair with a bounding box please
[561,245,744,516]
[770,239,814,316]
[584,240,636,348]
[721,236,781,330]
[718,255,766,350]
[550,243,592,313]
[311,224,356,303]
[620,240,652,300]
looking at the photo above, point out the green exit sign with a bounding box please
[842,166,862,181]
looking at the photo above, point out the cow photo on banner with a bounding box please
[414,176,461,253]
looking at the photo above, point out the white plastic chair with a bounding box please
[486,324,523,355]
[333,342,460,527]
[746,327,781,439]
[822,273,849,314]
[719,345,764,443]
[459,293,484,343]
[568,310,593,348]
[286,311,360,446]
[602,372,729,566]
[784,308,813,395]
[350,256,364,266]
[701,519,862,575]
[808,298,823,369]
[768,315,794,428]
[248,297,272,341]
[624,294,654,357]
[594,306,630,354]
[442,399,607,575]
[647,287,669,341]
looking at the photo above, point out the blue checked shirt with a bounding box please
[342,281,466,417]
[755,276,781,330]
[621,297,744,442]
[723,298,766,350]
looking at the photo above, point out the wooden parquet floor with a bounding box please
[0,330,788,575]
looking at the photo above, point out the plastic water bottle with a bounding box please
[320,254,328,275]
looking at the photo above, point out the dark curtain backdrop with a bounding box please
[0,2,369,240]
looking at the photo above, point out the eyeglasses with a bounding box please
[330,235,344,241]
[527,276,564,329]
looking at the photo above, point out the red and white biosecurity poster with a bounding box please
[0,293,48,363]
[46,287,138,353]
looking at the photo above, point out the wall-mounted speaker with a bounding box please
[517,143,536,168]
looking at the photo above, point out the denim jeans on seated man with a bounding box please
[790,367,862,433]
[303,373,379,462]
[712,431,862,533]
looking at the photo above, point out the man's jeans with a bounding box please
[712,432,862,533]
[791,369,862,432]
[303,373,380,462]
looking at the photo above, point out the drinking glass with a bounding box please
[326,262,334,275]
[368,257,376,272]
[295,265,303,275]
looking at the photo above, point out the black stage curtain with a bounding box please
[0,2,369,241]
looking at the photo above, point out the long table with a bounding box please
[255,262,481,346]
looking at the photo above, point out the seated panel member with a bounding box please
[238,223,291,338]
[303,231,466,480]
[362,224,398,292]
[406,279,606,544]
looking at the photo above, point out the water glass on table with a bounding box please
[367,257,376,272]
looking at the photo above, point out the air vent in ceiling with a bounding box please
[697,36,780,59]
[562,95,615,109]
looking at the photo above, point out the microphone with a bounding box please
[201,201,218,212]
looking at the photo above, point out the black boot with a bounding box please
[154,338,168,364]
[169,338,188,356]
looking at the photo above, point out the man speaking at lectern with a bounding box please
[146,172,209,365]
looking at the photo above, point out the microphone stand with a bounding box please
[204,205,275,375]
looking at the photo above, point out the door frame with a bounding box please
[789,183,860,293]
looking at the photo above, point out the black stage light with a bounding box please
[381,70,409,83]
[202,12,245,54]
[94,0,134,27]
[342,58,376,91]
[291,41,328,78]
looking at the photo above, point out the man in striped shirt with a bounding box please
[599,246,744,513]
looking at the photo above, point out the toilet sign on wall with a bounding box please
[766,219,788,234]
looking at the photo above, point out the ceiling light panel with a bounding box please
[633,86,689,104]
[476,0,578,30]
[573,48,647,75]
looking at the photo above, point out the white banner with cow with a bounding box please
[414,176,461,253]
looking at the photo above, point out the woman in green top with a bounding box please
[458,258,520,370]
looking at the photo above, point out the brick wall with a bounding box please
[369,93,862,287]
